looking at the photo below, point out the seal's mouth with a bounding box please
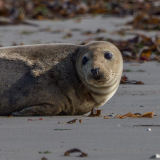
[86,74,107,86]
[85,71,121,86]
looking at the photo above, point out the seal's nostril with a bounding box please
[91,68,100,76]
[91,69,94,75]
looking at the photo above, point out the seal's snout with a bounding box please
[91,68,100,80]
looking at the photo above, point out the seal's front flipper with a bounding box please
[11,104,62,116]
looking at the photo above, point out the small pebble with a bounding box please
[109,113,114,117]
[147,128,151,131]
[150,154,160,159]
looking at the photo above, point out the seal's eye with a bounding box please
[104,52,113,60]
[82,56,89,65]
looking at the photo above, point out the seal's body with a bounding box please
[0,41,123,116]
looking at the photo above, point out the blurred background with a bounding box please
[0,0,160,63]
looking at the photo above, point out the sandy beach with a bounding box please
[0,16,160,160]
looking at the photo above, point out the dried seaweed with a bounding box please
[114,111,154,119]
[134,125,160,127]
[88,108,102,117]
[64,148,88,157]
[28,118,43,121]
[1,0,160,22]
[128,12,160,30]
[54,129,71,131]
[63,33,72,39]
[58,118,82,124]
[104,116,109,119]
[39,151,52,154]
[120,75,144,85]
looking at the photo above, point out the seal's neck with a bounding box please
[82,79,120,105]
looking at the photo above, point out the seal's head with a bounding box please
[76,41,123,94]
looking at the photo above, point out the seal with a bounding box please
[0,41,123,116]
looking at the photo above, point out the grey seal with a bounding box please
[0,41,123,116]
